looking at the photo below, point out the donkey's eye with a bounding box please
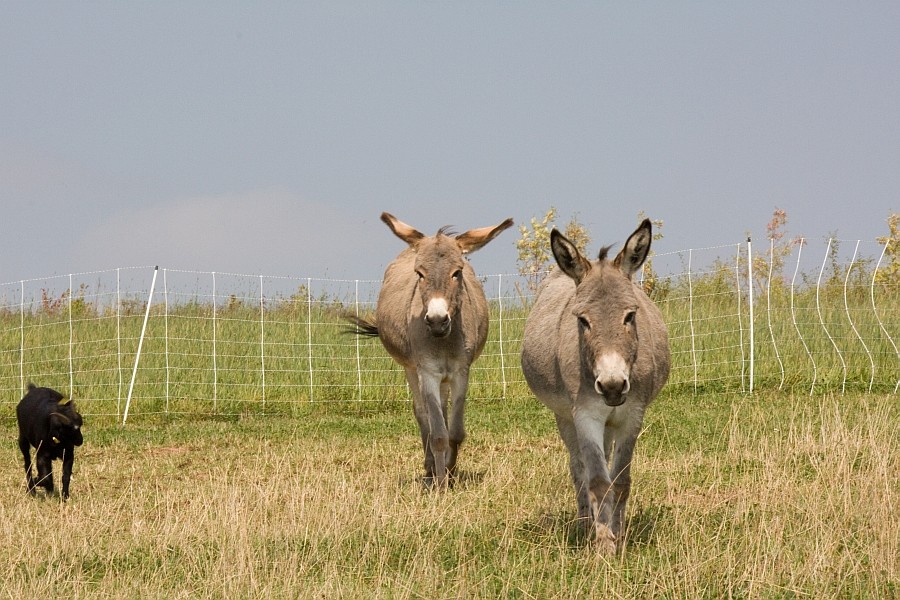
[416,270,425,281]
[577,315,591,330]
[624,311,636,325]
[452,270,462,280]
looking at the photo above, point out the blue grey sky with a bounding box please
[2,3,898,284]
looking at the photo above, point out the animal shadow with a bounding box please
[621,503,670,548]
[399,469,486,491]
[517,503,670,551]
[517,510,592,549]
[421,469,486,491]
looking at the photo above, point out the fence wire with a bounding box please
[1,237,896,422]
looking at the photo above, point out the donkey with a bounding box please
[521,219,670,553]
[348,212,513,488]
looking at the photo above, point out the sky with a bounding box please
[2,2,899,285]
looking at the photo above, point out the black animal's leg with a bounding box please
[61,448,75,500]
[36,451,54,495]
[19,436,36,495]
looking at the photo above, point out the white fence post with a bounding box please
[260,275,266,406]
[871,240,900,393]
[163,269,170,414]
[497,274,507,398]
[816,239,846,394]
[790,240,816,395]
[123,266,159,425]
[735,245,746,393]
[116,268,123,418]
[68,273,74,396]
[355,279,362,401]
[766,239,785,390]
[212,272,218,411]
[19,280,25,393]
[845,241,875,392]
[687,249,697,393]
[746,237,754,394]
[307,277,313,402]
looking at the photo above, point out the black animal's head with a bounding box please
[49,398,83,448]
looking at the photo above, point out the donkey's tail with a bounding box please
[342,314,380,338]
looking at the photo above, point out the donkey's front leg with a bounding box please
[406,369,434,478]
[446,367,470,478]
[554,414,590,523]
[573,401,616,554]
[417,371,450,489]
[607,423,641,542]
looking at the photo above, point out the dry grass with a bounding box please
[0,392,896,598]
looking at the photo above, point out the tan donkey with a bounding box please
[521,219,670,553]
[349,212,513,488]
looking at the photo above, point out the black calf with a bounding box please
[16,384,84,499]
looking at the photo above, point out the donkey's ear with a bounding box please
[614,218,653,279]
[456,218,514,254]
[381,213,425,246]
[551,229,592,284]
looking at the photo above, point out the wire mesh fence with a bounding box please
[1,236,896,423]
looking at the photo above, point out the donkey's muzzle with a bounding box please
[595,377,630,407]
[425,314,451,337]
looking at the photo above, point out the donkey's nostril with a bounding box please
[426,313,449,327]
[595,376,628,406]
[425,313,451,336]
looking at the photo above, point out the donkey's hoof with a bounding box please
[594,523,617,555]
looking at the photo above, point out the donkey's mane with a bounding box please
[597,245,615,262]
[436,225,458,237]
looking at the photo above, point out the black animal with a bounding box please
[16,384,83,499]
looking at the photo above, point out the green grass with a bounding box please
[1,391,897,598]
[1,277,897,423]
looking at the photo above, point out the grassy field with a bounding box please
[1,389,896,598]
[1,271,896,597]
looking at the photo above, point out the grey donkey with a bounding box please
[521,219,670,553]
